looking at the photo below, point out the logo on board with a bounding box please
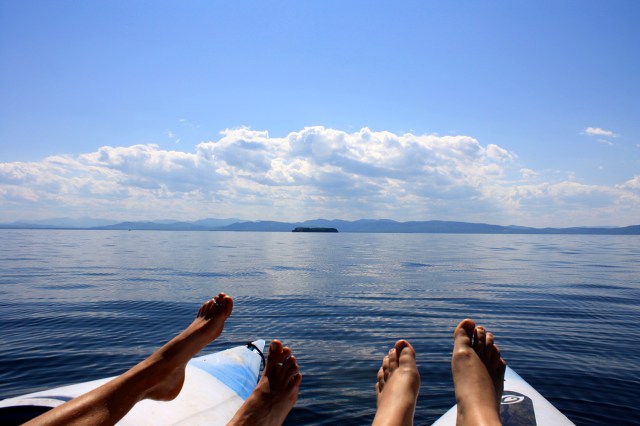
[501,394,526,404]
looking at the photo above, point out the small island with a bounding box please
[292,227,339,233]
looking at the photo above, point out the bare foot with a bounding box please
[473,326,505,402]
[452,319,506,426]
[373,340,421,426]
[24,293,234,426]
[142,292,234,401]
[228,340,302,426]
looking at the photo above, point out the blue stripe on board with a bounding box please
[189,349,259,400]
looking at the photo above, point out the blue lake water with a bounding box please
[0,230,639,425]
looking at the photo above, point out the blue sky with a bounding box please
[1,1,639,226]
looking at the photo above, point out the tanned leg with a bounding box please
[228,339,302,426]
[372,340,421,426]
[451,319,506,426]
[25,293,233,426]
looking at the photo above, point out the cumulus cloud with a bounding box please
[0,126,638,226]
[618,175,640,191]
[584,127,618,138]
[520,168,538,180]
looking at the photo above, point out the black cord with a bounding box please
[246,341,266,383]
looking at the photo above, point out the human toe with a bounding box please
[377,366,385,391]
[382,356,390,381]
[267,340,285,367]
[455,319,476,339]
[283,355,299,375]
[388,347,399,370]
[474,326,487,353]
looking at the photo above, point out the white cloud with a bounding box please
[618,175,640,191]
[520,168,538,180]
[0,126,638,226]
[179,118,200,129]
[584,127,618,138]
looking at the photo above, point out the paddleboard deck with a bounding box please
[433,367,575,425]
[0,340,265,426]
[1,347,574,425]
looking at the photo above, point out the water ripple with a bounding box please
[0,231,638,425]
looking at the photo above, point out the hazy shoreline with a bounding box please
[1,218,638,235]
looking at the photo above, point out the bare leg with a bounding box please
[452,319,506,426]
[228,339,301,426]
[25,293,234,426]
[373,340,421,426]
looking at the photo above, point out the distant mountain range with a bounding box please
[1,218,639,234]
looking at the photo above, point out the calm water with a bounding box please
[0,230,639,425]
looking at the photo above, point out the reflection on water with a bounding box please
[0,230,638,425]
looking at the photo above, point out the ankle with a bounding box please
[456,404,501,426]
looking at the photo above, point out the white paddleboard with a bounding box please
[433,366,574,425]
[0,340,265,426]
